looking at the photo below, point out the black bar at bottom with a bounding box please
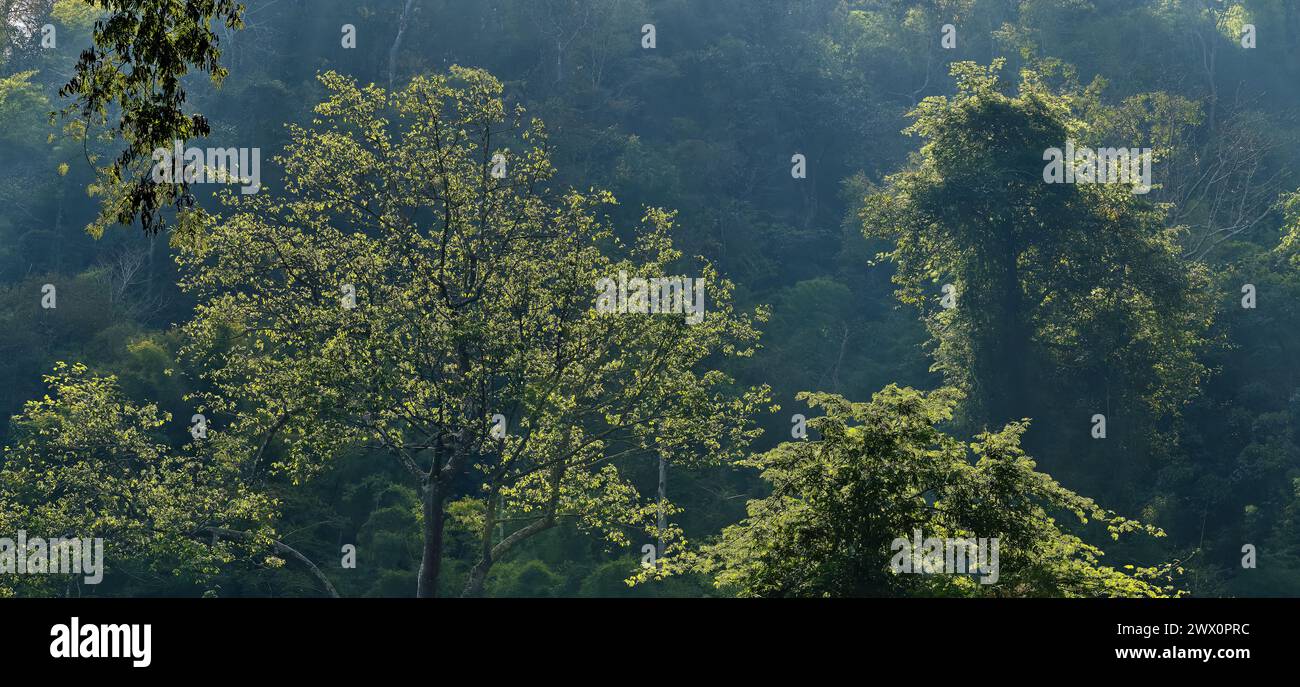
[0,597,1285,675]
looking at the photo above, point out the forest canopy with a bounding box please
[2,0,1299,598]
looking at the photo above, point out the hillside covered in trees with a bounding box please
[2,0,1299,599]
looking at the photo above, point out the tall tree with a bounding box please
[177,68,770,597]
[861,61,1213,450]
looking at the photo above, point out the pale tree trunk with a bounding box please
[656,455,666,564]
[205,527,339,598]
[387,0,418,90]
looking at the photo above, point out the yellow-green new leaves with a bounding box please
[696,385,1179,598]
[0,363,277,596]
[177,68,770,596]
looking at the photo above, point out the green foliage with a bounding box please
[698,385,1179,598]
[0,363,276,596]
[55,0,245,236]
[51,0,100,28]
[0,70,48,149]
[862,61,1213,432]
[177,67,770,596]
[2,0,1298,598]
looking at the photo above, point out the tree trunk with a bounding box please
[459,464,563,597]
[463,559,491,598]
[656,454,666,563]
[387,0,418,90]
[416,480,447,598]
[204,527,339,598]
[460,507,559,597]
[971,233,1027,429]
[995,239,1027,424]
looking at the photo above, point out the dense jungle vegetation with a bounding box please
[2,0,1299,598]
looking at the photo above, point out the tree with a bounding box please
[0,363,282,596]
[177,67,770,597]
[0,0,54,68]
[55,0,245,236]
[696,385,1179,598]
[861,61,1214,460]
